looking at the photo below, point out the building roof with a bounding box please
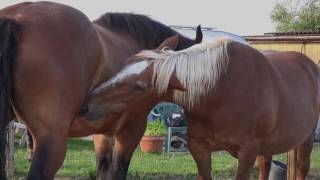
[245,32,320,42]
[265,32,320,36]
[170,26,248,45]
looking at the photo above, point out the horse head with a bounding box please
[80,35,186,120]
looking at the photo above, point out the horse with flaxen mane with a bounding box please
[82,35,320,180]
[0,2,202,179]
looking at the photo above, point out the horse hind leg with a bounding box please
[93,134,114,180]
[296,133,314,180]
[23,114,71,180]
[256,155,272,180]
[28,136,67,180]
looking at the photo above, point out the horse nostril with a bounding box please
[79,105,89,115]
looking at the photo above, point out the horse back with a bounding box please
[263,50,320,109]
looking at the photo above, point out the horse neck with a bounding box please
[89,24,142,90]
[89,24,194,90]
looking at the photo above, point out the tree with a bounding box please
[271,0,320,32]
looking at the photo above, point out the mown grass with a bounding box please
[13,139,320,179]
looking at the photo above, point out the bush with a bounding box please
[144,119,166,136]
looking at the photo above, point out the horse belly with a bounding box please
[258,104,318,155]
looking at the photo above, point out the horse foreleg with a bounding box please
[107,119,147,180]
[188,138,212,180]
[296,133,314,180]
[235,144,258,180]
[106,140,134,180]
[93,134,114,180]
[256,155,272,180]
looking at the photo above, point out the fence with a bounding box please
[5,121,15,178]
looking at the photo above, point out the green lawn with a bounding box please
[13,139,320,179]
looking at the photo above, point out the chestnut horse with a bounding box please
[0,2,202,179]
[82,35,320,180]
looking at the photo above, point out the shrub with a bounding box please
[144,119,166,136]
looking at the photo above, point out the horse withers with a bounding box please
[0,2,202,179]
[82,35,320,180]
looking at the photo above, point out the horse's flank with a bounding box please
[137,38,231,109]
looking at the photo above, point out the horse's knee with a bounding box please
[107,156,130,180]
[93,134,114,179]
[107,140,136,180]
[96,155,112,180]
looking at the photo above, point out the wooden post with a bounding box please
[287,149,297,180]
[5,121,15,178]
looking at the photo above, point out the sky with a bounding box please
[0,0,278,36]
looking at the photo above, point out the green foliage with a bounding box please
[144,118,167,136]
[271,0,320,32]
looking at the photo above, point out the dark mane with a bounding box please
[93,13,194,50]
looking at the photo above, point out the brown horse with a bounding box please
[0,2,202,179]
[82,35,320,180]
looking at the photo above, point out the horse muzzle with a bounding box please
[79,105,101,121]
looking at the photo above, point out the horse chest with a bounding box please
[187,117,245,151]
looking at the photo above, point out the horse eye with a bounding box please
[134,81,148,91]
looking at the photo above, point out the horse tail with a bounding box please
[0,18,20,180]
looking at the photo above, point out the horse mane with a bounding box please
[137,38,231,109]
[93,13,194,50]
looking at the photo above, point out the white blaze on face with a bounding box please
[112,60,149,83]
[93,60,149,94]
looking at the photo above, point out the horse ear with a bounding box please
[194,25,203,44]
[169,74,186,91]
[157,35,180,50]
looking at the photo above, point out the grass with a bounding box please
[13,139,320,179]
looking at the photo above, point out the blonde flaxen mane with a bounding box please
[137,38,232,109]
